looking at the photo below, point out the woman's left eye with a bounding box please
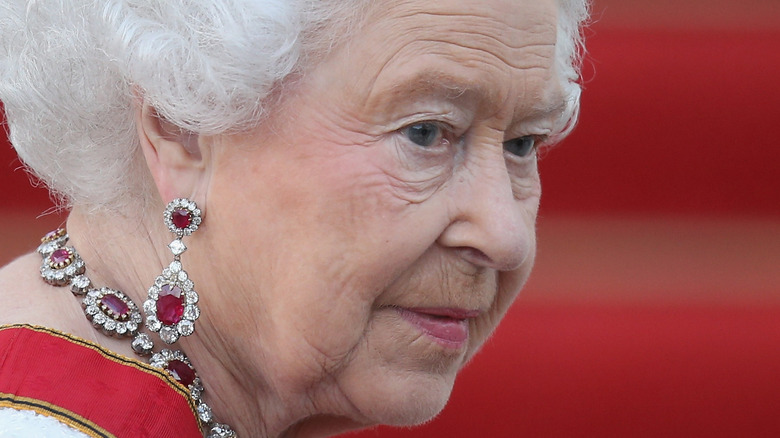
[403,122,443,148]
[503,136,537,158]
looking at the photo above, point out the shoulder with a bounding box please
[0,252,39,294]
[0,253,53,323]
[0,252,136,357]
[0,408,91,438]
[0,253,88,331]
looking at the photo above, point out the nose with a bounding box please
[437,150,537,271]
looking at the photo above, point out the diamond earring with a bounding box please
[144,198,202,344]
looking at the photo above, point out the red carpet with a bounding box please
[540,26,780,217]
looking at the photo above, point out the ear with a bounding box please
[134,99,212,206]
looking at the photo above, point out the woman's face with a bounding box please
[196,0,561,427]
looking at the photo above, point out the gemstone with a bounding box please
[178,319,194,336]
[70,275,91,295]
[37,241,58,256]
[50,248,72,267]
[160,326,179,344]
[197,403,213,422]
[183,305,199,320]
[168,240,187,256]
[126,321,138,332]
[172,209,191,229]
[42,229,65,243]
[166,359,196,386]
[101,294,130,319]
[132,333,154,355]
[190,385,203,401]
[156,284,184,325]
[147,317,162,332]
[150,351,166,366]
[208,423,236,438]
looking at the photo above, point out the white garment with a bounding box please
[0,407,90,438]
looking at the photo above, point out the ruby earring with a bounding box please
[144,198,202,344]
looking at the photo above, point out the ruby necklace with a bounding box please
[37,228,237,438]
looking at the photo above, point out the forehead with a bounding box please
[350,0,562,118]
[361,0,559,63]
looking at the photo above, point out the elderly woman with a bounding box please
[0,0,588,436]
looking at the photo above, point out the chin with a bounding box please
[323,309,475,427]
[338,358,459,427]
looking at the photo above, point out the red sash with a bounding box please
[0,324,203,438]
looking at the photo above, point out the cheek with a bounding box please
[506,151,542,201]
[205,136,453,375]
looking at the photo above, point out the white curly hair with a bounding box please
[0,0,589,210]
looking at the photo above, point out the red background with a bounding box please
[2,1,780,437]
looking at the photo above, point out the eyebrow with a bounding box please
[523,96,567,124]
[369,69,566,123]
[374,70,491,108]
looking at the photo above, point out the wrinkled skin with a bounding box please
[183,0,565,434]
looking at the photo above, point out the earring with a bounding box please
[144,198,202,344]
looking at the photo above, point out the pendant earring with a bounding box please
[144,198,202,344]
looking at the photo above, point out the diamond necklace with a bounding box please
[37,228,237,438]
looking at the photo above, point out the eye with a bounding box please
[403,122,443,147]
[503,136,536,157]
[503,135,537,158]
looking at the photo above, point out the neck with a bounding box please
[64,208,266,434]
[65,207,357,437]
[66,208,167,308]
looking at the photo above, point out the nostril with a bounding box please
[456,241,529,271]
[458,247,493,267]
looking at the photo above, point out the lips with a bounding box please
[396,307,479,348]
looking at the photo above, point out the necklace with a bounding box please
[37,228,237,438]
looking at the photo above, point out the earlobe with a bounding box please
[134,100,210,205]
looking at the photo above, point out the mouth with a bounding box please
[395,307,480,349]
